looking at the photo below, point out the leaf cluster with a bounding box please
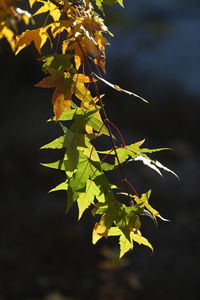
[1,0,178,258]
[0,0,33,50]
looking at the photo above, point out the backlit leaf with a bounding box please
[49,181,68,192]
[16,26,51,54]
[119,233,133,258]
[33,1,61,21]
[131,230,153,252]
[77,179,100,219]
[35,69,73,119]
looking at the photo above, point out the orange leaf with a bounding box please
[35,69,73,120]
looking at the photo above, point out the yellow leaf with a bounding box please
[51,20,72,38]
[35,69,72,120]
[119,233,133,258]
[131,230,153,251]
[33,1,61,21]
[61,17,109,70]
[16,26,50,54]
[74,54,82,70]
[1,26,15,51]
[134,190,159,220]
[92,217,109,244]
[72,73,95,103]
[29,0,38,8]
[21,14,32,25]
[85,125,93,134]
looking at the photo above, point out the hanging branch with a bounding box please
[2,0,178,258]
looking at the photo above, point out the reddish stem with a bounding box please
[105,119,126,147]
[101,150,139,201]
[101,149,114,163]
[125,179,139,199]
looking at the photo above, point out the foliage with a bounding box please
[0,0,177,258]
[0,0,33,50]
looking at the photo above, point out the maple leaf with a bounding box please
[92,211,114,244]
[0,1,33,51]
[62,15,109,70]
[15,26,51,54]
[119,233,133,258]
[33,0,61,21]
[73,73,95,103]
[108,226,152,258]
[50,20,73,38]
[37,69,98,122]
[41,53,74,72]
[77,179,100,219]
[35,68,73,120]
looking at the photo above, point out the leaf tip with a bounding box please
[157,214,170,222]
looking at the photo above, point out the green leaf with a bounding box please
[66,185,78,212]
[121,190,166,223]
[66,153,104,211]
[41,154,76,177]
[48,107,109,136]
[49,107,81,122]
[41,54,74,72]
[68,155,99,192]
[49,181,68,192]
[108,229,127,258]
[119,233,133,258]
[64,130,91,170]
[130,231,153,252]
[86,114,109,136]
[103,0,123,7]
[107,226,121,236]
[108,227,153,258]
[77,179,100,219]
[41,159,67,171]
[98,140,168,166]
[100,162,116,171]
[40,135,66,149]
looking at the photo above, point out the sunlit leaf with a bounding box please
[33,1,61,21]
[35,69,73,119]
[16,26,51,54]
[77,179,100,219]
[131,230,153,252]
[119,233,133,258]
[49,181,68,192]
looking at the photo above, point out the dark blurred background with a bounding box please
[0,0,200,299]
